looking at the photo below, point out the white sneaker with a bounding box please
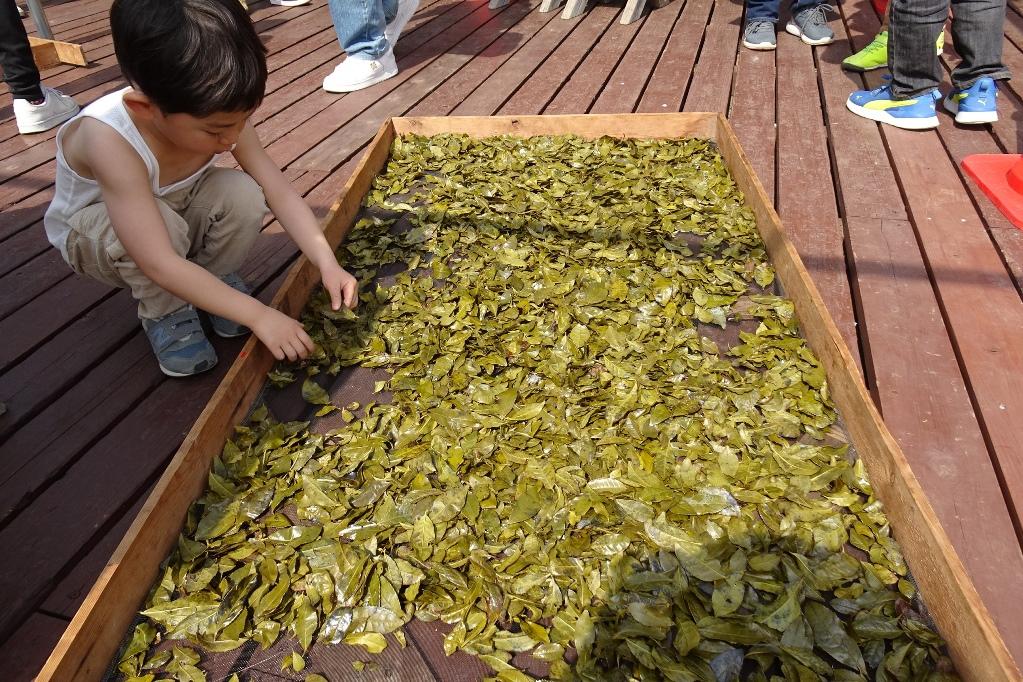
[322,51,398,93]
[14,86,80,135]
[269,0,310,5]
[385,0,420,48]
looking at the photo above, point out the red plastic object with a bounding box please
[962,154,1023,230]
[871,0,888,17]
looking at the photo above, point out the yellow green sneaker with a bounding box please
[843,31,888,72]
[842,30,945,73]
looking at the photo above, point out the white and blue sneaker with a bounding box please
[846,83,940,130]
[944,77,998,125]
[142,306,218,377]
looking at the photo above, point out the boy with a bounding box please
[44,0,358,377]
[742,1,834,51]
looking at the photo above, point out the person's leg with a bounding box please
[327,0,389,59]
[384,0,421,49]
[2,0,78,133]
[844,1,946,72]
[66,199,195,319]
[847,0,944,129]
[323,0,401,92]
[743,0,780,50]
[746,0,780,21]
[940,0,1009,122]
[173,168,267,336]
[64,197,219,375]
[0,0,44,101]
[948,0,1010,88]
[179,168,267,277]
[888,0,950,97]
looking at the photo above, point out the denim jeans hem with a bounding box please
[745,0,823,23]
[327,0,398,60]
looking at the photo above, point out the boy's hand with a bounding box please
[320,263,359,311]
[252,306,316,361]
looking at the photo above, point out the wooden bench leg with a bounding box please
[561,0,587,19]
[489,0,510,8]
[540,0,566,11]
[620,0,646,23]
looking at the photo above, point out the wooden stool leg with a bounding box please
[620,0,647,23]
[561,0,587,19]
[489,0,510,7]
[540,0,566,11]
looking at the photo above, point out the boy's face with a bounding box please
[152,109,253,156]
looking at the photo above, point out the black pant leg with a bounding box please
[0,0,44,101]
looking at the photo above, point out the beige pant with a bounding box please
[65,168,268,319]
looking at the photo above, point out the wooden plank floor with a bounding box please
[2,0,1023,677]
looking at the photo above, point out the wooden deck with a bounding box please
[2,0,1023,678]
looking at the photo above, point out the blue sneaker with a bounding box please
[142,306,218,377]
[944,77,998,125]
[846,83,940,130]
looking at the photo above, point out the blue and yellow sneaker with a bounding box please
[846,83,940,130]
[944,77,998,125]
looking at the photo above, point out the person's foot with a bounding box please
[743,19,776,51]
[269,0,310,5]
[142,306,218,377]
[385,0,420,48]
[847,83,940,130]
[13,86,79,135]
[323,51,398,93]
[785,4,834,46]
[842,30,887,71]
[208,273,252,338]
[944,77,999,125]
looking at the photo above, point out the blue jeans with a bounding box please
[889,0,1010,97]
[746,0,820,21]
[327,0,399,59]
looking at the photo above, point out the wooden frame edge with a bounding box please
[712,114,1021,681]
[391,112,719,139]
[37,121,398,682]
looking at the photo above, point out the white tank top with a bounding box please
[45,87,218,260]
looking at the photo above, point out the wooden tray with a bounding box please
[38,113,1023,682]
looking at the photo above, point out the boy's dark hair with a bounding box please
[110,0,267,117]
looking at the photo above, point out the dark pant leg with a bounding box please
[949,0,1010,88]
[747,0,782,22]
[0,0,43,100]
[889,0,949,96]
